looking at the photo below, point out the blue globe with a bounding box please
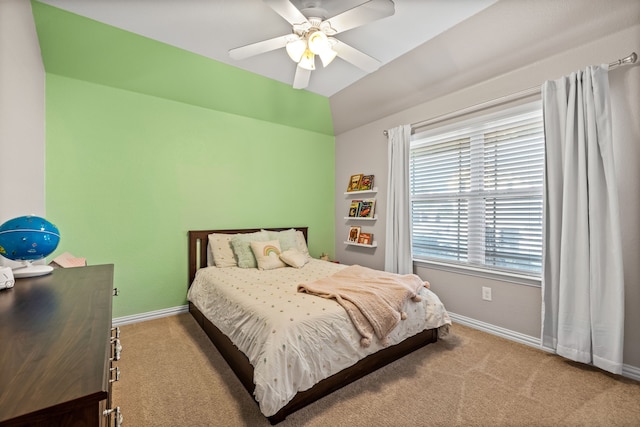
[0,216,60,262]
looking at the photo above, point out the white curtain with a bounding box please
[385,125,413,274]
[541,65,625,374]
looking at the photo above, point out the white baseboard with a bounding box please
[112,304,189,326]
[448,312,543,348]
[448,311,640,382]
[622,363,640,381]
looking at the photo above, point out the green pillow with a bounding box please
[230,231,269,268]
[264,228,299,252]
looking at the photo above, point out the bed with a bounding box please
[187,227,450,424]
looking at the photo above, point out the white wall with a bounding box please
[335,25,640,371]
[0,0,46,225]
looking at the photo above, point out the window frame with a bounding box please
[409,101,544,285]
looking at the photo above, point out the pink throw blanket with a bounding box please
[297,265,428,347]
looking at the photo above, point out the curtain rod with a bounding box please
[383,52,637,136]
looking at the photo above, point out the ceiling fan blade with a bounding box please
[264,0,310,27]
[324,0,395,34]
[332,40,382,73]
[293,66,311,89]
[229,34,294,60]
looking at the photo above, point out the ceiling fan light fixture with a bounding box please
[319,48,337,67]
[298,49,316,70]
[319,20,336,36]
[229,0,396,89]
[307,30,329,55]
[285,38,306,63]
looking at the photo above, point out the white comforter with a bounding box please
[187,259,451,417]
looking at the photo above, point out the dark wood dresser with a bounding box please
[0,264,122,426]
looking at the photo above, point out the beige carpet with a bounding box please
[112,313,640,426]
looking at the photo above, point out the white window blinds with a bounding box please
[410,103,544,276]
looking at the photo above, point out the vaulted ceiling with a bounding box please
[38,0,497,97]
[36,0,640,134]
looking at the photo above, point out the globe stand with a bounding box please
[12,261,54,279]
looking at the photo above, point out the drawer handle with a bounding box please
[111,338,123,361]
[113,288,119,296]
[109,366,121,383]
[103,406,123,426]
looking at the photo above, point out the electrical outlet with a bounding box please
[482,286,492,301]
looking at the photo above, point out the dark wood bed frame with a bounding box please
[187,227,439,424]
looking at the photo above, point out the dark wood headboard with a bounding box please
[187,227,308,286]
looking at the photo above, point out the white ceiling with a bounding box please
[38,0,497,97]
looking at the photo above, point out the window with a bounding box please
[410,102,544,277]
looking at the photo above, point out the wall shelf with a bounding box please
[344,241,378,248]
[345,177,377,253]
[344,216,377,221]
[344,187,378,196]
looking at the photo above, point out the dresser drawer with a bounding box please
[0,265,118,427]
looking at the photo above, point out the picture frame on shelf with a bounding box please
[357,199,376,218]
[348,200,362,217]
[358,232,373,245]
[359,175,374,191]
[347,174,363,192]
[348,226,361,243]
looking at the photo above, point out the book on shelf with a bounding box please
[359,175,374,191]
[357,233,373,245]
[348,226,361,242]
[356,199,376,218]
[348,200,362,217]
[347,174,363,192]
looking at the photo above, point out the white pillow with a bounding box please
[250,240,286,270]
[208,233,237,268]
[279,249,308,268]
[206,243,214,267]
[295,230,312,260]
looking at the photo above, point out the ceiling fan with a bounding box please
[229,0,395,89]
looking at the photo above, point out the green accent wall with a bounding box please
[31,1,333,136]
[35,2,336,318]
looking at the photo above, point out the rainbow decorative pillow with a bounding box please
[262,229,311,259]
[230,231,269,268]
[250,240,286,270]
